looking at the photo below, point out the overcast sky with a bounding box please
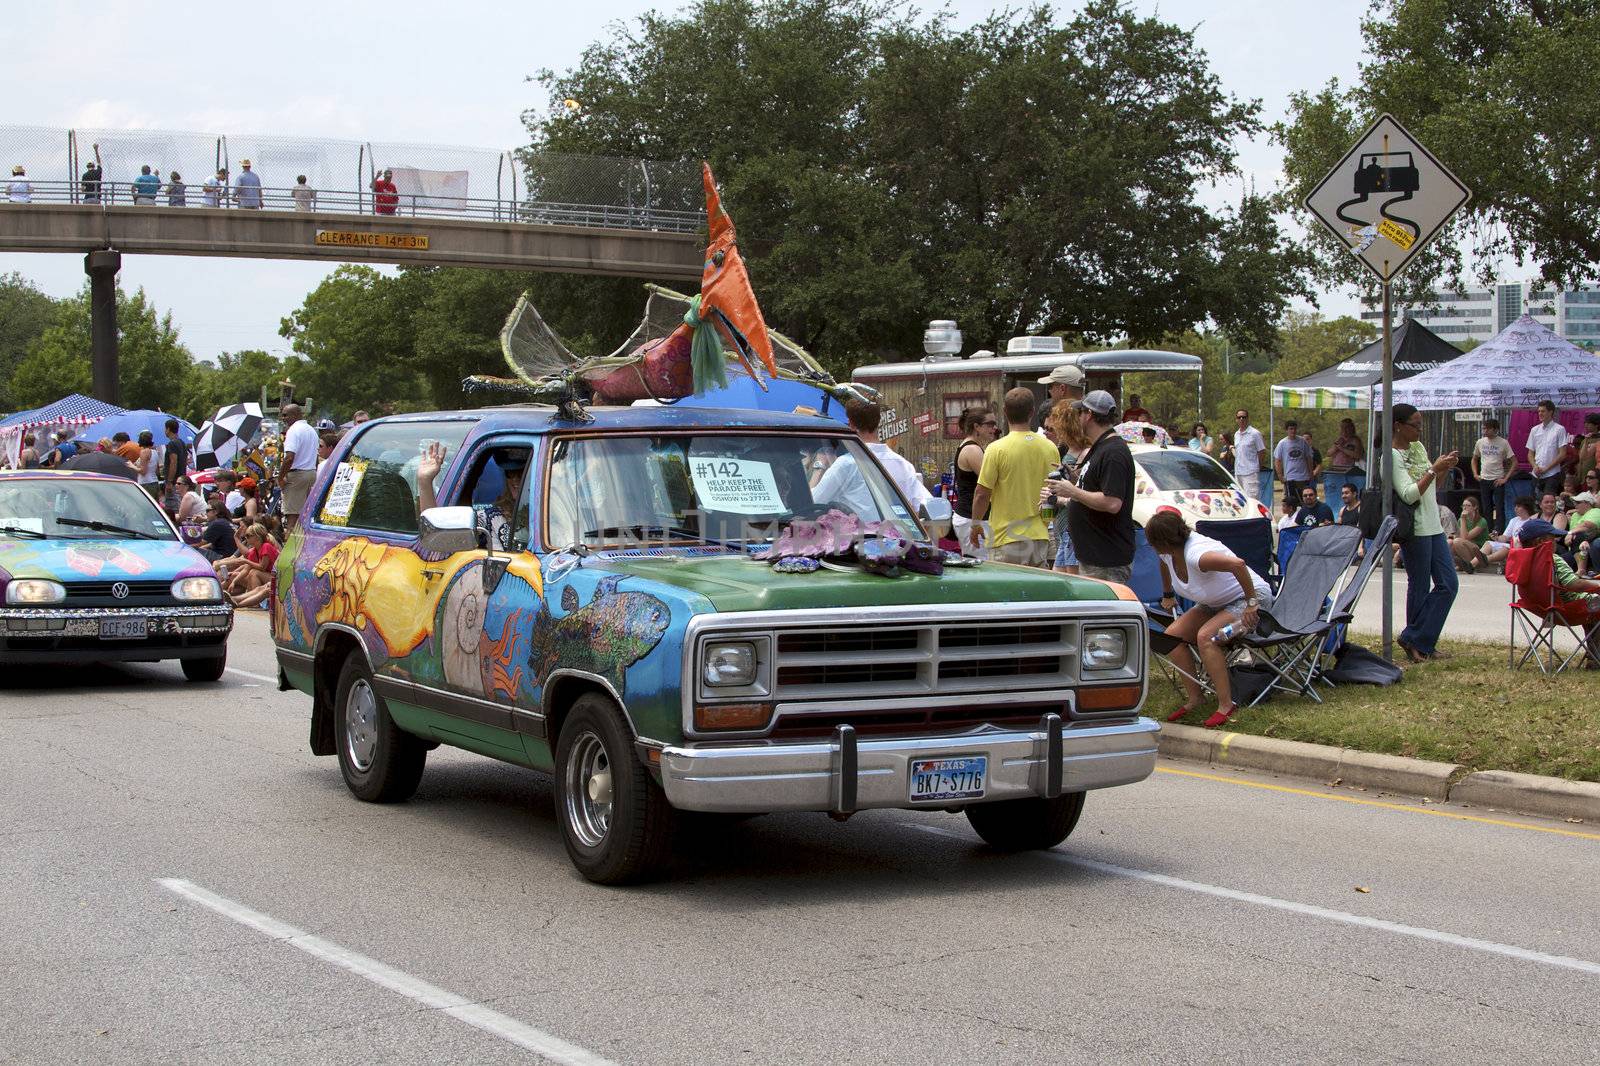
[0,0,1369,364]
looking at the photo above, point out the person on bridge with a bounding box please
[202,168,226,207]
[132,165,161,204]
[372,169,399,215]
[292,175,316,211]
[234,159,263,209]
[8,165,31,203]
[81,157,102,203]
[166,172,186,206]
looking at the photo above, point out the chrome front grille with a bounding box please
[770,619,1077,701]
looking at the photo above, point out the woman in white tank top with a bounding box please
[1146,510,1273,729]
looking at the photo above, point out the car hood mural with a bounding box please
[0,537,213,597]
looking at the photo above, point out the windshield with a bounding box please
[546,433,921,548]
[0,478,176,540]
[1137,450,1238,492]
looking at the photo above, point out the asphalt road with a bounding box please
[4,611,1599,1064]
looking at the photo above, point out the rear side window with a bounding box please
[318,421,474,534]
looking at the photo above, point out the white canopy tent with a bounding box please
[1382,314,1600,410]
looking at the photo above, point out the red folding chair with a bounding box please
[1504,541,1600,673]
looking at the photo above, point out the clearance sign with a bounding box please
[315,230,430,250]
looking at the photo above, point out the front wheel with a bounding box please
[965,791,1085,851]
[555,694,676,885]
[335,653,426,803]
[181,649,227,682]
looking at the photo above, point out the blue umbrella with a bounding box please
[86,409,198,445]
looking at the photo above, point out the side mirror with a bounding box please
[919,497,953,541]
[418,506,479,555]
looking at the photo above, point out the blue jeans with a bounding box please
[1398,532,1458,656]
[1324,470,1366,519]
[1478,479,1511,533]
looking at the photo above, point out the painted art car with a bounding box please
[0,471,233,678]
[272,407,1157,884]
[1126,443,1274,600]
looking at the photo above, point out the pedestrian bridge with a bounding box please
[0,125,704,278]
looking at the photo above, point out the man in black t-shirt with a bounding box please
[1043,390,1136,584]
[1293,485,1335,527]
[161,418,189,512]
[1336,483,1362,528]
[197,499,237,561]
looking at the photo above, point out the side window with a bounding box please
[318,421,474,534]
[452,443,534,552]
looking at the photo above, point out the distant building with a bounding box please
[1362,281,1600,350]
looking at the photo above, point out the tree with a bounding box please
[278,265,426,415]
[183,349,286,422]
[9,283,193,412]
[1276,0,1600,299]
[0,273,63,410]
[530,0,1306,368]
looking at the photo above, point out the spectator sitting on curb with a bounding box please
[1293,484,1334,528]
[1483,495,1535,571]
[1451,494,1492,574]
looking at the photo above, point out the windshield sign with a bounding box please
[0,478,176,541]
[547,434,920,548]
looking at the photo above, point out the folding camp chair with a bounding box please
[1505,541,1600,674]
[1307,516,1399,686]
[1233,523,1363,706]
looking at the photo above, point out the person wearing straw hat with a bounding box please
[8,165,31,203]
[233,159,263,209]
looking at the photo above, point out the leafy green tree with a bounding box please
[278,265,427,415]
[530,0,1306,368]
[9,283,192,412]
[0,273,63,411]
[183,349,286,422]
[1277,0,1600,298]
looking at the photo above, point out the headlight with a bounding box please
[171,576,223,602]
[1082,628,1128,671]
[5,579,66,605]
[702,641,758,687]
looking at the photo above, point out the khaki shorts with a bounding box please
[281,468,316,516]
[993,538,1050,568]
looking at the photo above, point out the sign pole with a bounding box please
[1379,278,1394,661]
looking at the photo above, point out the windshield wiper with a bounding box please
[0,525,45,539]
[55,517,158,540]
[582,524,736,550]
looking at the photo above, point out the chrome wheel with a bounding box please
[344,677,378,773]
[564,730,613,848]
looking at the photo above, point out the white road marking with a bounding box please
[158,878,617,1065]
[225,667,279,685]
[908,824,1600,979]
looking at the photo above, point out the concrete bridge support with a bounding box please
[86,250,121,405]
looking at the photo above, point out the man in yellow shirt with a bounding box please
[971,387,1059,566]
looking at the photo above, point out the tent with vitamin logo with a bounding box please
[1270,320,1462,411]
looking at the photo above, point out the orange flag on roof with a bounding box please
[697,163,778,378]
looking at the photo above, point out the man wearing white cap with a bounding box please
[1034,363,1086,443]
[233,159,263,209]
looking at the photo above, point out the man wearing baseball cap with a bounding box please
[1034,363,1086,442]
[1043,390,1136,585]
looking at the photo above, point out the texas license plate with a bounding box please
[100,617,148,640]
[909,756,987,802]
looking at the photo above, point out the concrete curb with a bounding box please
[1158,723,1600,820]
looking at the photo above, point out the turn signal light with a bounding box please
[694,702,775,732]
[1077,684,1143,712]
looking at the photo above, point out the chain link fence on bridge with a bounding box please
[2,126,704,233]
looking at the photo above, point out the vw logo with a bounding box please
[110,582,130,600]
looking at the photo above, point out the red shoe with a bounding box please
[1166,704,1197,723]
[1202,706,1236,729]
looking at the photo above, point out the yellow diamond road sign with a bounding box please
[1304,113,1471,283]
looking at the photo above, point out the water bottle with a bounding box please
[1210,622,1242,645]
[1580,542,1591,576]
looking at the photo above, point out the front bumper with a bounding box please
[659,717,1160,814]
[0,605,233,663]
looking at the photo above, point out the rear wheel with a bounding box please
[181,649,227,682]
[555,694,676,885]
[964,791,1085,851]
[335,653,426,803]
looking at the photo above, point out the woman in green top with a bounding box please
[1390,403,1461,662]
[1450,495,1491,573]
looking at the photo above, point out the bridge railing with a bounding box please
[1,126,704,234]
[5,179,705,232]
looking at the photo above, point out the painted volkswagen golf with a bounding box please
[0,470,233,678]
[272,407,1157,883]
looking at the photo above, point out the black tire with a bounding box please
[964,791,1086,851]
[554,694,676,885]
[181,650,227,682]
[335,653,426,803]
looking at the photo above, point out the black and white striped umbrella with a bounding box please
[194,402,263,469]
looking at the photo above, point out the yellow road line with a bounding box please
[1155,765,1600,842]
